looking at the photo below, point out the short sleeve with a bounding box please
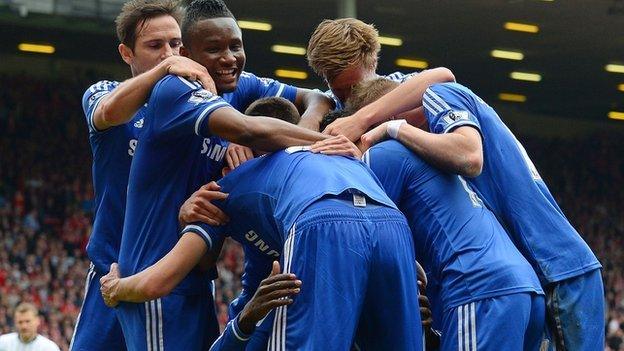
[82,80,119,133]
[422,83,481,135]
[240,72,298,103]
[150,75,232,139]
[180,222,227,251]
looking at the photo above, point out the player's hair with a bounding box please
[245,97,301,125]
[115,0,182,49]
[319,109,353,132]
[346,77,399,111]
[182,0,235,46]
[307,18,380,80]
[14,302,38,316]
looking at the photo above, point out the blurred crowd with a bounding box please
[0,74,622,350]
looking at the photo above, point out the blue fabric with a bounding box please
[81,81,144,275]
[365,140,543,312]
[422,82,600,284]
[70,265,126,351]
[441,292,545,351]
[270,199,422,350]
[545,268,605,351]
[117,291,219,351]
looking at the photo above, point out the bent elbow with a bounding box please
[435,67,456,83]
[99,100,121,126]
[462,152,483,178]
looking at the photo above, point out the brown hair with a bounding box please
[115,0,182,49]
[346,77,399,111]
[15,302,38,316]
[307,18,380,80]
[245,97,301,125]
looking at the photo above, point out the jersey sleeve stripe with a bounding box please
[442,120,480,134]
[194,102,230,136]
[425,89,452,111]
[87,92,110,133]
[232,316,252,341]
[181,224,213,250]
[423,94,443,115]
[275,83,286,98]
[177,76,198,89]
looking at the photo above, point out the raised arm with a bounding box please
[324,67,455,140]
[93,56,215,131]
[294,88,334,131]
[207,107,328,151]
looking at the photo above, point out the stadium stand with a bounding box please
[0,73,621,350]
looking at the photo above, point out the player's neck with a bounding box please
[19,333,37,344]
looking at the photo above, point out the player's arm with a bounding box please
[207,107,328,151]
[294,88,334,131]
[92,56,215,131]
[323,67,455,140]
[100,230,224,305]
[361,120,483,177]
[210,261,300,351]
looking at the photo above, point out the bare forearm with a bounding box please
[396,125,481,177]
[297,91,333,132]
[95,61,168,128]
[355,67,454,128]
[114,233,208,302]
[245,117,328,150]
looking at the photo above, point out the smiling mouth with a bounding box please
[216,68,237,81]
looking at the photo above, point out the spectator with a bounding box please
[0,302,60,350]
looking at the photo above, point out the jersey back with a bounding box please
[422,82,600,283]
[365,140,543,310]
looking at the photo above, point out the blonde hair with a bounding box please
[346,77,399,111]
[15,302,38,316]
[307,18,380,79]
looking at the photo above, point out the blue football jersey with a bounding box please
[118,75,229,294]
[364,140,543,311]
[182,150,396,260]
[81,80,145,275]
[328,71,418,110]
[422,82,600,283]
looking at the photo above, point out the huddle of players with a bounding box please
[70,0,605,350]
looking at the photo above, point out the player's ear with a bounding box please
[118,43,134,65]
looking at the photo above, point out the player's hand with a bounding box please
[162,56,217,94]
[310,135,363,159]
[360,122,390,151]
[225,143,255,169]
[237,261,301,335]
[419,293,433,328]
[100,263,121,308]
[179,181,229,226]
[322,114,368,142]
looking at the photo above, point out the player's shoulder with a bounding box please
[384,71,417,83]
[149,74,205,105]
[82,80,119,106]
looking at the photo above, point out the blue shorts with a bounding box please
[117,282,219,351]
[441,292,545,351]
[545,268,605,351]
[267,197,423,351]
[70,263,126,351]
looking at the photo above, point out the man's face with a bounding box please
[15,311,39,341]
[184,17,246,94]
[124,15,182,76]
[326,65,376,104]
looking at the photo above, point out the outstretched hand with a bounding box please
[310,135,363,159]
[178,181,229,226]
[237,261,302,334]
